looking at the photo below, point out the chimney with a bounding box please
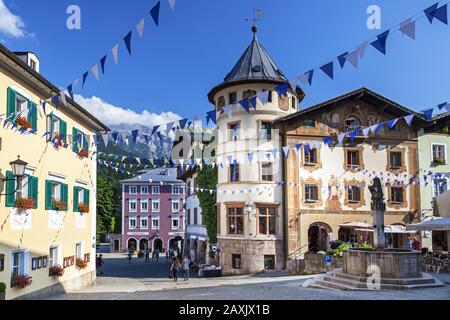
[14,52,40,73]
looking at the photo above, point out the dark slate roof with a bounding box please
[274,87,427,124]
[208,30,289,103]
[120,168,184,184]
[223,34,287,84]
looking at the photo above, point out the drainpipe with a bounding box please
[281,132,288,270]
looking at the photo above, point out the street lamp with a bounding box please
[245,202,255,215]
[0,156,28,196]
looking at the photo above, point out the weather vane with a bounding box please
[245,7,263,33]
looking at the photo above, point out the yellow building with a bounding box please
[0,44,108,300]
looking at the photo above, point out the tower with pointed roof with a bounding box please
[208,27,304,275]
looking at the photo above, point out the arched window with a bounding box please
[345,116,361,132]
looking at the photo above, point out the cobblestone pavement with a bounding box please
[44,253,450,300]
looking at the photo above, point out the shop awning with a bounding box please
[354,225,414,234]
[406,218,450,232]
[339,222,372,229]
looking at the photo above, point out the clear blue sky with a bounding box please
[2,0,450,123]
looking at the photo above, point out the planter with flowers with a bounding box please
[433,157,446,165]
[15,197,36,214]
[49,265,64,278]
[51,133,65,149]
[15,117,31,130]
[76,258,88,269]
[77,149,89,159]
[78,203,89,214]
[0,282,6,300]
[11,275,32,289]
[52,200,67,211]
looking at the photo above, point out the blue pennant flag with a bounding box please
[111,132,119,142]
[304,144,310,154]
[370,30,390,55]
[82,71,89,89]
[150,1,161,26]
[131,130,139,144]
[249,96,257,110]
[151,125,160,136]
[320,61,334,79]
[206,110,217,125]
[386,118,399,129]
[323,137,333,147]
[239,99,250,113]
[275,83,288,97]
[432,5,449,25]
[283,147,290,158]
[424,3,439,23]
[438,102,448,110]
[338,52,348,69]
[123,31,133,55]
[42,101,46,114]
[179,118,188,129]
[295,143,303,153]
[349,129,360,142]
[100,55,107,74]
[422,108,434,120]
[67,84,74,100]
[306,70,314,85]
[52,95,59,108]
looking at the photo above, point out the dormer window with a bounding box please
[30,59,37,71]
[229,92,237,105]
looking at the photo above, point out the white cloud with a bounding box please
[0,0,27,38]
[74,94,182,127]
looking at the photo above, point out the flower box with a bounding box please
[49,265,64,278]
[76,258,88,269]
[15,117,31,129]
[15,197,36,214]
[11,275,32,289]
[51,133,65,149]
[433,157,446,165]
[77,149,89,159]
[78,203,89,214]
[52,200,67,211]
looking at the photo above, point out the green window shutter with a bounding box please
[84,189,90,206]
[28,176,39,209]
[5,171,16,207]
[45,180,53,210]
[60,120,67,140]
[27,101,37,130]
[47,114,53,139]
[72,128,79,153]
[73,186,79,212]
[62,183,69,211]
[82,134,89,151]
[7,88,16,121]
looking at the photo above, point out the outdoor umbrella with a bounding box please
[406,218,450,232]
[433,189,450,218]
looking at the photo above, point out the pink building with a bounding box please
[121,168,186,254]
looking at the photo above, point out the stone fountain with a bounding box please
[304,178,444,291]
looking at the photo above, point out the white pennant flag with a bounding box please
[59,90,67,106]
[338,133,346,145]
[362,127,371,137]
[345,50,359,69]
[223,105,233,118]
[102,134,109,147]
[92,64,100,81]
[357,42,368,59]
[168,0,176,11]
[112,44,119,65]
[136,18,145,38]
[257,90,269,104]
[297,73,309,85]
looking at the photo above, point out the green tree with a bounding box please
[96,177,116,245]
[196,165,218,244]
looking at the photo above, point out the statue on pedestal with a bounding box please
[369,178,386,250]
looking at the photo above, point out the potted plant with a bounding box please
[52,200,67,211]
[0,282,6,300]
[15,197,36,214]
[49,265,64,278]
[15,117,31,129]
[433,157,446,165]
[77,149,89,159]
[76,258,88,269]
[78,203,89,214]
[11,274,32,289]
[51,133,64,149]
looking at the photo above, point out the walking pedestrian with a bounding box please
[170,257,180,282]
[145,249,150,262]
[182,256,190,281]
[155,248,160,262]
[412,237,421,251]
[152,250,156,262]
[127,250,133,264]
[96,254,104,275]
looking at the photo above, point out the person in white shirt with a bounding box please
[182,256,191,281]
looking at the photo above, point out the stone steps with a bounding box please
[304,270,445,291]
